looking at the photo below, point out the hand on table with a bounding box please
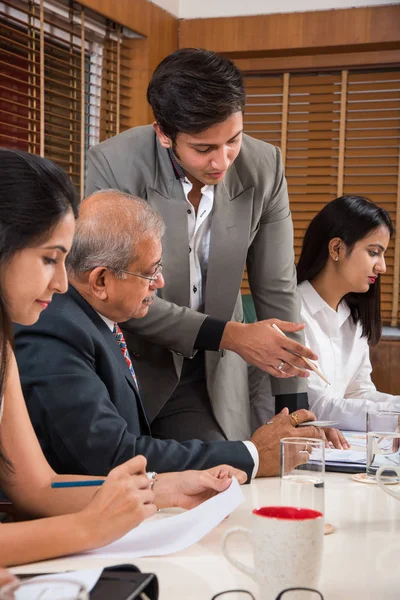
[154,465,247,510]
[250,408,326,477]
[220,319,317,379]
[323,427,350,449]
[78,455,156,549]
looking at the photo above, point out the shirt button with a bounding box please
[189,247,192,253]
[187,209,191,214]
[193,286,197,293]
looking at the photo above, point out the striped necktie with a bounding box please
[113,323,138,388]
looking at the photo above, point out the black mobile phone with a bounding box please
[90,565,158,600]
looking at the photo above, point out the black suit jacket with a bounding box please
[14,286,253,479]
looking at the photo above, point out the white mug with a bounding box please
[376,464,400,499]
[222,506,324,600]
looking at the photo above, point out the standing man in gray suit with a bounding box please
[86,48,316,442]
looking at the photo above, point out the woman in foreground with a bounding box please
[297,195,400,431]
[0,149,242,568]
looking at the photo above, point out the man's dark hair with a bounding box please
[147,48,246,141]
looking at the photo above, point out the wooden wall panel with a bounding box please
[79,0,150,36]
[80,0,178,54]
[125,3,178,127]
[179,5,400,56]
[148,2,179,73]
[370,340,400,395]
[235,50,400,74]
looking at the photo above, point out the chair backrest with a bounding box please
[242,294,257,324]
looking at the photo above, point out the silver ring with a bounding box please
[277,361,285,371]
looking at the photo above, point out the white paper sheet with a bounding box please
[308,432,366,464]
[81,476,244,559]
[325,448,367,463]
[14,569,102,599]
[321,432,397,467]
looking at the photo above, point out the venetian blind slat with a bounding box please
[343,69,400,324]
[286,72,341,260]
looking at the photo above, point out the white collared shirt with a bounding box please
[299,280,400,431]
[180,178,214,312]
[98,313,114,331]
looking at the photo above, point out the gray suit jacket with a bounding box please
[86,125,306,440]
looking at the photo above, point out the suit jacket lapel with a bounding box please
[68,287,149,429]
[145,140,190,308]
[205,162,254,320]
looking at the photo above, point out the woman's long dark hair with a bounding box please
[297,195,394,346]
[0,149,79,433]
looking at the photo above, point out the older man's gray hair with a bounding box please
[67,189,165,277]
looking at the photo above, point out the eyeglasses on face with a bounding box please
[118,261,163,285]
[211,588,324,600]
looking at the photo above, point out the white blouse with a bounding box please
[299,280,400,431]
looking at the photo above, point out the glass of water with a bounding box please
[0,578,88,600]
[280,438,325,515]
[366,409,400,481]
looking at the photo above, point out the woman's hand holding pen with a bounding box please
[78,455,156,549]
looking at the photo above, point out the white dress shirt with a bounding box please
[98,313,114,331]
[299,280,400,431]
[181,178,214,312]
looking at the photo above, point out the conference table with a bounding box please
[12,472,400,599]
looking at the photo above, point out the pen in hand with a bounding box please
[271,322,331,385]
[51,480,105,488]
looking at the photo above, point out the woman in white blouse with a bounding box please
[297,195,400,431]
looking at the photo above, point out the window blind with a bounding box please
[242,68,400,326]
[0,0,131,196]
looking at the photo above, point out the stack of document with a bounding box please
[325,432,367,471]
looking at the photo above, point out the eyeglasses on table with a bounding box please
[212,588,324,600]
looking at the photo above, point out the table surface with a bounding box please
[11,472,400,600]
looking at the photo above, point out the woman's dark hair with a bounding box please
[147,48,246,142]
[297,195,394,346]
[0,149,79,449]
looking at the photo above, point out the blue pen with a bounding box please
[51,480,105,488]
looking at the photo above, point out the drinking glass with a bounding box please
[366,409,400,481]
[280,438,325,514]
[0,578,88,600]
